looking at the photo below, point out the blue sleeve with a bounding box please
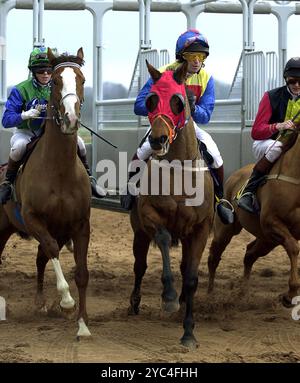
[192,76,215,125]
[1,87,24,128]
[134,78,154,116]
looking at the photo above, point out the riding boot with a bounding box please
[0,158,22,204]
[212,165,235,225]
[78,153,106,198]
[237,155,273,214]
[120,153,141,211]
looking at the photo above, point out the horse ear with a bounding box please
[77,47,84,60]
[173,61,188,84]
[47,47,56,64]
[146,60,162,82]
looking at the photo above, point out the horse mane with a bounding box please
[51,53,85,67]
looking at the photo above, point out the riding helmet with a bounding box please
[283,57,300,78]
[175,29,209,60]
[28,46,50,70]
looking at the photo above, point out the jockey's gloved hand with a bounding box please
[186,88,196,114]
[21,108,41,120]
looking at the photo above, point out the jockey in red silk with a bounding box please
[238,57,300,213]
[0,46,105,204]
[121,29,234,225]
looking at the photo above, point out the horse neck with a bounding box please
[165,120,198,162]
[40,119,78,167]
[277,135,300,177]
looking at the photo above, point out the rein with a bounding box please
[266,125,300,185]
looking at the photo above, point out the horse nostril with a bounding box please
[149,135,168,150]
[160,135,168,144]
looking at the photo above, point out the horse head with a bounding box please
[47,47,85,134]
[146,60,189,156]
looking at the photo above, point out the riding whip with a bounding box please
[80,122,118,149]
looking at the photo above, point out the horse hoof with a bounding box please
[161,299,180,313]
[77,318,91,337]
[207,283,214,294]
[128,305,139,315]
[279,294,293,308]
[180,335,199,350]
[39,305,48,314]
[60,302,77,320]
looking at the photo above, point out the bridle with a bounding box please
[151,113,191,145]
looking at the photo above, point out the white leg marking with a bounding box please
[51,258,75,309]
[77,317,91,337]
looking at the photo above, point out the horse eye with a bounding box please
[170,94,185,115]
[145,92,159,112]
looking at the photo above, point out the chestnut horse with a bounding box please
[208,130,300,306]
[0,48,91,337]
[129,61,214,348]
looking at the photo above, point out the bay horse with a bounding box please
[0,48,91,337]
[208,130,300,307]
[128,61,214,348]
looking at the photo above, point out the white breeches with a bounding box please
[136,122,223,169]
[9,128,86,161]
[252,139,283,163]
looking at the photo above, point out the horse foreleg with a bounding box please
[0,208,15,264]
[180,219,211,349]
[207,218,242,293]
[262,218,299,306]
[129,230,150,315]
[155,226,179,313]
[35,244,49,312]
[283,237,300,306]
[242,238,276,297]
[72,219,91,337]
[23,213,75,311]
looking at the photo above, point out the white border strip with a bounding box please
[54,62,81,71]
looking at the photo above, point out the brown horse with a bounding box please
[0,48,91,337]
[128,61,214,348]
[208,131,300,306]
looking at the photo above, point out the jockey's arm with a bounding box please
[251,92,278,140]
[2,87,24,128]
[134,78,154,116]
[192,76,215,125]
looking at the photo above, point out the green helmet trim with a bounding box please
[28,47,50,69]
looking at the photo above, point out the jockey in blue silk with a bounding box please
[0,46,105,204]
[121,29,234,225]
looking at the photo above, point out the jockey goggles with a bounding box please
[287,78,300,86]
[182,52,206,63]
[34,67,53,75]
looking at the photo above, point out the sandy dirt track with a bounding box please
[0,208,300,363]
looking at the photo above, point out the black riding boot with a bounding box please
[237,156,273,214]
[212,165,235,225]
[78,153,106,198]
[0,158,22,204]
[120,153,141,211]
